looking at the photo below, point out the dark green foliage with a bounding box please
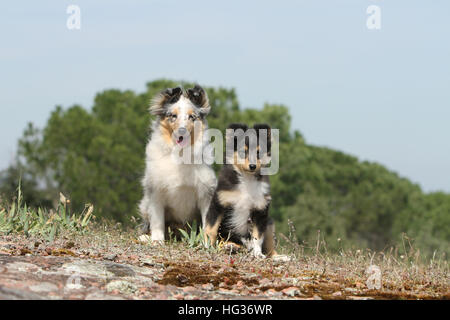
[1,79,448,257]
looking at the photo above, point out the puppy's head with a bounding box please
[150,85,210,147]
[226,123,272,174]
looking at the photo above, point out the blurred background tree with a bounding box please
[1,79,448,258]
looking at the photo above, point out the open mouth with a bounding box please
[175,135,189,147]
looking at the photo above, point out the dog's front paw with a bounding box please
[253,251,266,259]
[151,230,165,242]
[252,246,266,259]
[221,241,242,254]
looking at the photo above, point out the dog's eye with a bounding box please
[188,114,197,121]
[170,114,177,121]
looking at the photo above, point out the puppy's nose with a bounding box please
[249,164,256,171]
[178,127,187,136]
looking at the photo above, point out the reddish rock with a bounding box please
[282,286,301,297]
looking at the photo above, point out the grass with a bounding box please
[0,185,94,241]
[165,218,449,298]
[0,189,448,299]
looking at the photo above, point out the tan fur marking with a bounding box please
[217,189,241,206]
[159,118,174,145]
[251,224,262,240]
[204,216,223,245]
[232,151,262,173]
[263,223,276,257]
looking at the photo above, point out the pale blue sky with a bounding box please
[1,1,449,192]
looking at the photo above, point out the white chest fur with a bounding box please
[142,134,217,223]
[228,174,270,235]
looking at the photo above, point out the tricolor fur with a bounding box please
[139,85,217,241]
[204,123,277,257]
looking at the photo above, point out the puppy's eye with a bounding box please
[170,114,177,121]
[188,114,197,121]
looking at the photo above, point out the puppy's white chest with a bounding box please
[237,177,269,210]
[229,176,269,235]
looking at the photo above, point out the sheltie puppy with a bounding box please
[204,123,277,258]
[139,85,217,242]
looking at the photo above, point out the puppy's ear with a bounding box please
[187,85,210,116]
[150,87,182,116]
[253,124,271,137]
[227,123,248,131]
[226,123,248,152]
[253,123,271,151]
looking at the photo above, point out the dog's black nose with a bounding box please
[249,164,256,171]
[178,127,187,135]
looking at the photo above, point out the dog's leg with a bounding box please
[262,219,291,262]
[249,207,270,258]
[262,219,277,257]
[138,195,152,242]
[199,194,213,231]
[197,167,217,228]
[203,195,223,247]
[251,224,266,258]
[204,215,222,247]
[143,193,165,242]
[203,213,222,247]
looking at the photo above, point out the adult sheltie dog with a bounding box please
[139,85,217,242]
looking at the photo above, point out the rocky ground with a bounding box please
[0,229,448,300]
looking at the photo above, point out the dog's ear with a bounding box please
[163,87,183,104]
[187,85,210,117]
[253,124,271,137]
[253,123,271,151]
[150,87,182,116]
[226,123,248,152]
[227,123,248,131]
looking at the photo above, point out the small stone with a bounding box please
[85,292,124,300]
[218,289,238,295]
[332,291,343,296]
[106,280,137,295]
[173,294,184,300]
[259,278,271,286]
[265,289,282,296]
[313,295,322,300]
[347,296,374,300]
[201,283,214,291]
[182,286,196,293]
[103,254,117,261]
[272,254,291,263]
[281,286,301,297]
[29,282,59,293]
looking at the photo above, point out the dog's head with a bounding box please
[226,123,272,174]
[150,85,210,147]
